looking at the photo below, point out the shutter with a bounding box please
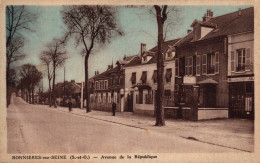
[231,51,235,72]
[185,57,188,75]
[196,55,201,75]
[215,52,219,74]
[175,58,179,77]
[193,55,196,75]
[245,48,251,71]
[202,54,207,74]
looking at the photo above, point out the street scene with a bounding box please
[7,95,253,153]
[5,5,254,155]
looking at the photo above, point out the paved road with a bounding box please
[7,96,241,153]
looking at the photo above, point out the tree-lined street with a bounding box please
[7,95,252,153]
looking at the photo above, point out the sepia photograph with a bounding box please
[1,1,259,162]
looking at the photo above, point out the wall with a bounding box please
[198,108,228,120]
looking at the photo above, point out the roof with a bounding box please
[94,65,119,80]
[124,38,181,68]
[176,7,254,46]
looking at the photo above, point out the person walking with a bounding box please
[112,102,116,116]
[68,96,72,112]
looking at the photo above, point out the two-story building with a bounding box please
[123,39,180,116]
[174,7,254,120]
[89,55,139,112]
[227,8,254,119]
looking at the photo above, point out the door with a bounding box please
[126,92,133,112]
[204,84,216,107]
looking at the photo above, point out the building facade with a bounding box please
[227,32,254,119]
[174,7,254,120]
[123,40,180,116]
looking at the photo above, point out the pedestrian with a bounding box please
[112,101,116,116]
[68,96,72,112]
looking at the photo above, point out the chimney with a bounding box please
[71,80,75,83]
[187,29,192,34]
[97,71,99,75]
[140,43,146,56]
[123,55,127,60]
[202,9,213,22]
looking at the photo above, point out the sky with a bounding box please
[11,5,250,91]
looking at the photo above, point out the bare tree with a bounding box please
[42,38,68,108]
[154,5,168,126]
[40,52,53,107]
[61,6,122,112]
[6,5,38,106]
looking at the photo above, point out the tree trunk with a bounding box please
[52,67,57,108]
[48,79,52,107]
[6,63,10,107]
[155,6,166,126]
[85,54,91,112]
[32,88,34,104]
[28,88,31,104]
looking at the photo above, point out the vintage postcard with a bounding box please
[0,0,259,162]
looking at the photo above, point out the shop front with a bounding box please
[228,76,254,119]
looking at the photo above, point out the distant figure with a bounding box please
[112,102,116,116]
[68,96,72,112]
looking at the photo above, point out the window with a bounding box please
[139,90,143,104]
[202,54,207,74]
[246,82,253,94]
[165,68,172,83]
[113,76,117,85]
[140,71,147,84]
[185,56,193,76]
[105,81,107,89]
[196,55,201,75]
[237,49,246,72]
[207,53,215,74]
[175,58,179,77]
[215,52,219,74]
[152,70,157,83]
[130,72,136,85]
[143,56,147,61]
[95,81,98,90]
[145,91,153,104]
[231,49,251,72]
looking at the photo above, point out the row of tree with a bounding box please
[6,5,176,126]
[18,64,42,104]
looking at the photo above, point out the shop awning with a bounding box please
[197,78,218,84]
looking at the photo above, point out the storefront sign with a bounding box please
[183,76,196,85]
[228,76,254,82]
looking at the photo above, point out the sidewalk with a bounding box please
[43,104,254,152]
